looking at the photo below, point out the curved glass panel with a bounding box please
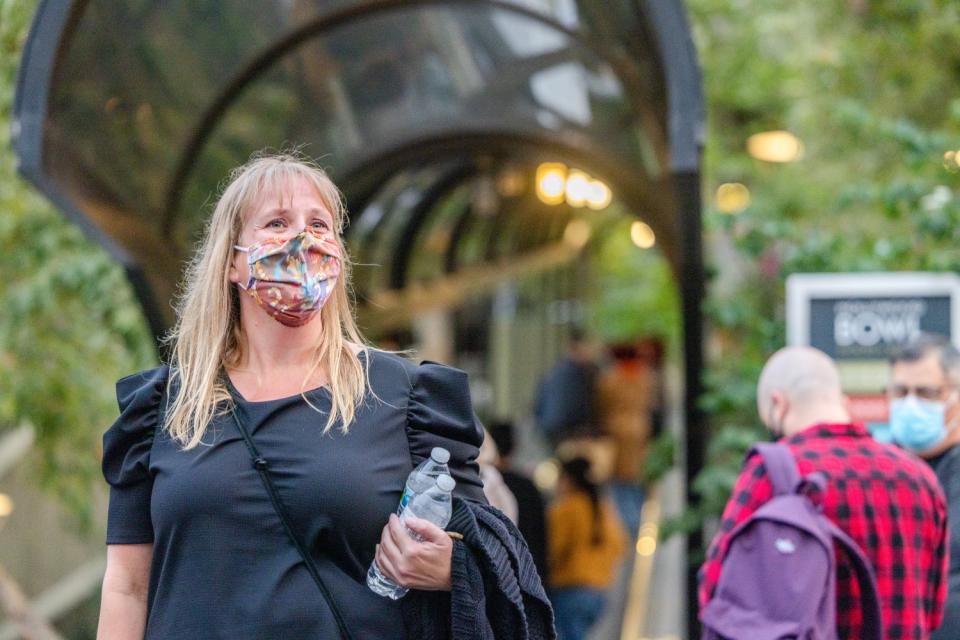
[405,183,473,286]
[178,3,650,245]
[349,162,461,295]
[45,1,291,219]
[27,0,681,328]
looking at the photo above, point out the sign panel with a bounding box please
[808,296,952,361]
[787,273,960,433]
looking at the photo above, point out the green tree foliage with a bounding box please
[587,216,680,347]
[1,0,155,526]
[676,0,960,540]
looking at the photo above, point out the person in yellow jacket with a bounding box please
[548,457,628,640]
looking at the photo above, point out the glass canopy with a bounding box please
[14,0,704,630]
[14,0,700,336]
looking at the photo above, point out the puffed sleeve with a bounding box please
[406,362,487,504]
[101,365,169,544]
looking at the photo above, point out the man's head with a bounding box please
[888,334,960,458]
[567,326,595,363]
[757,347,850,438]
[488,420,516,465]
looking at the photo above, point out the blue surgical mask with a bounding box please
[889,397,947,453]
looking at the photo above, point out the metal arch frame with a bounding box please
[387,163,478,289]
[12,0,169,341]
[159,0,670,232]
[13,0,696,317]
[336,130,679,268]
[342,162,448,241]
[343,130,671,235]
[444,192,480,275]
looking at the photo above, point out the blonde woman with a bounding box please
[96,155,493,639]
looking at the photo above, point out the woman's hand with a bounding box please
[375,514,453,591]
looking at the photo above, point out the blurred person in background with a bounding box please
[596,341,655,536]
[489,419,549,581]
[889,333,960,639]
[534,327,599,448]
[701,346,948,640]
[636,337,666,440]
[548,457,627,640]
[478,429,519,523]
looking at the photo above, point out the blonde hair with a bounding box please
[163,153,368,449]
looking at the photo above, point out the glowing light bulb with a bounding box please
[565,170,591,207]
[586,180,612,210]
[0,494,13,518]
[636,535,657,557]
[533,460,560,491]
[715,182,751,214]
[747,130,804,163]
[536,162,567,205]
[630,221,655,249]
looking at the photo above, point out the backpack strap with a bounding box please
[824,520,883,640]
[753,442,802,496]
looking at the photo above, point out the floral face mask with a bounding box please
[234,229,341,327]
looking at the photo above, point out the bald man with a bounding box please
[699,347,949,640]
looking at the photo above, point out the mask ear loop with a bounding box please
[944,387,960,432]
[233,244,254,291]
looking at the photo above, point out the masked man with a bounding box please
[889,333,960,640]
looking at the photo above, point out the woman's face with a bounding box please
[229,175,336,288]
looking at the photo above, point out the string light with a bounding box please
[747,130,804,163]
[586,180,613,210]
[535,163,567,205]
[716,182,751,214]
[0,494,13,518]
[535,163,613,210]
[630,221,655,249]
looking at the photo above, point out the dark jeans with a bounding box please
[550,587,607,640]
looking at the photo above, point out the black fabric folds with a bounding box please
[402,499,556,640]
[405,362,486,503]
[102,365,169,544]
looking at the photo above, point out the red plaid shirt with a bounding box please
[699,423,949,639]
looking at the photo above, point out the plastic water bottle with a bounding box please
[367,473,456,599]
[396,447,450,515]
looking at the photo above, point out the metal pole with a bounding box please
[675,169,706,639]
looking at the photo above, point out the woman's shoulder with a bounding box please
[103,364,170,487]
[364,348,483,449]
[364,349,472,395]
[115,365,171,402]
[364,348,417,378]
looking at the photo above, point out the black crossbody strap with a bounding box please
[230,406,355,640]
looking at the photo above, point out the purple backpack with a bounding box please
[700,443,882,640]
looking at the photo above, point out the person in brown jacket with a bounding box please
[596,342,657,535]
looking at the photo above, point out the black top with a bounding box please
[928,444,960,640]
[500,470,548,582]
[102,350,486,639]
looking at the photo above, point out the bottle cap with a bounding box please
[430,447,451,464]
[436,474,456,493]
